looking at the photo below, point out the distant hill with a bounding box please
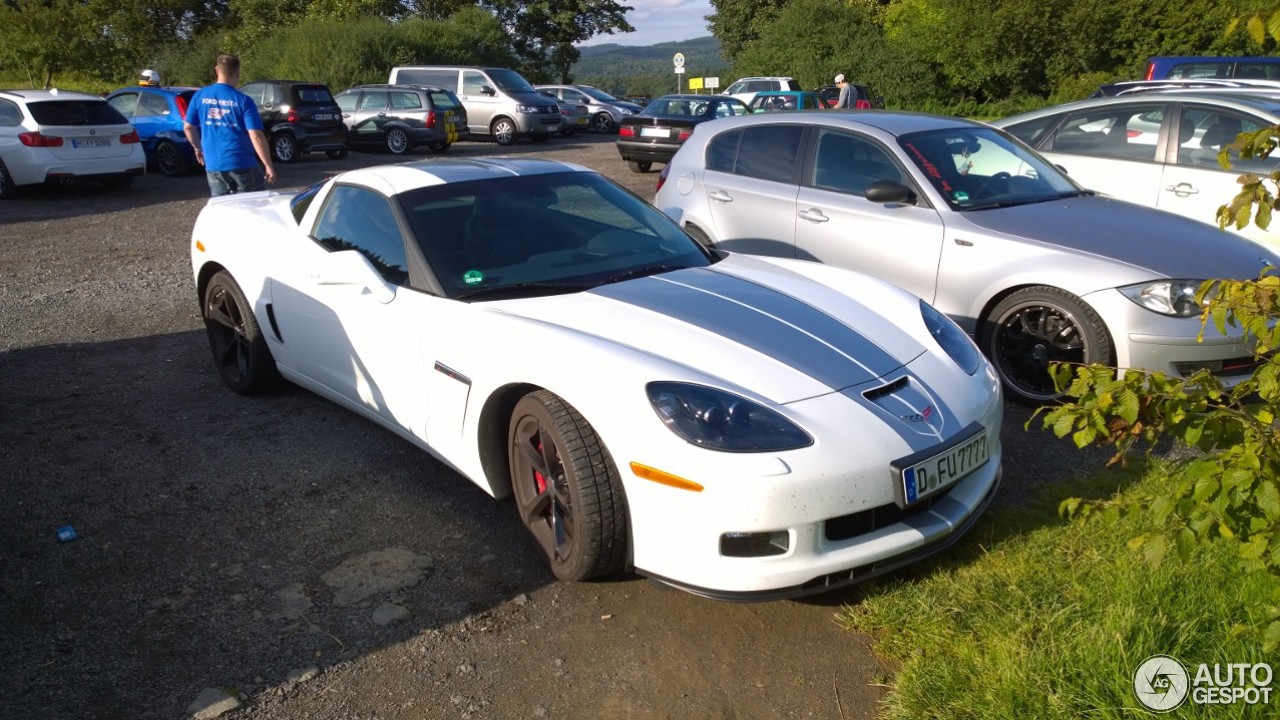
[573,36,727,78]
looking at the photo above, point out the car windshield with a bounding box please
[896,127,1083,210]
[398,172,713,300]
[486,68,536,93]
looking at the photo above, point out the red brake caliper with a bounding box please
[533,438,547,494]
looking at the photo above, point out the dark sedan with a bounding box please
[616,94,751,173]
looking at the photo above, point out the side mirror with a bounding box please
[480,84,496,96]
[865,180,915,205]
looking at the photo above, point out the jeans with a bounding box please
[206,167,266,197]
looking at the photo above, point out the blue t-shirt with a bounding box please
[184,83,264,172]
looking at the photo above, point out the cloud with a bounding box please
[581,0,713,47]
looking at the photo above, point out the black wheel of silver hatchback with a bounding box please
[508,390,627,582]
[981,286,1112,405]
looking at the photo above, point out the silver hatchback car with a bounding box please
[653,111,1280,404]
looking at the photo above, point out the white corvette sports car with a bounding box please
[189,157,1004,600]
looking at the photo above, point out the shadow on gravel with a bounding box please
[0,330,555,718]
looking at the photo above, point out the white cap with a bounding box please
[834,74,846,83]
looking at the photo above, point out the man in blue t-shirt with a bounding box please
[183,53,276,197]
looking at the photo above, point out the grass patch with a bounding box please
[841,460,1276,719]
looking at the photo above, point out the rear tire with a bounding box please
[325,147,349,160]
[155,140,189,177]
[385,128,410,155]
[202,270,280,395]
[425,139,450,153]
[684,223,714,250]
[272,133,298,163]
[0,160,20,198]
[508,390,627,581]
[627,160,652,173]
[980,286,1112,405]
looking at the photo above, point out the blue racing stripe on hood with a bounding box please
[590,267,901,389]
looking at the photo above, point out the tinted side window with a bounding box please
[1236,62,1280,80]
[312,185,409,285]
[240,83,266,106]
[335,93,357,112]
[706,129,742,172]
[462,70,489,95]
[734,125,805,182]
[427,91,459,110]
[395,69,457,88]
[1003,115,1059,148]
[0,99,21,126]
[810,129,904,196]
[1168,62,1232,79]
[390,91,422,110]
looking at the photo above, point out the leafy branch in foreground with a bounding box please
[1033,271,1280,652]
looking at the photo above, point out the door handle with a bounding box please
[798,208,829,223]
[1164,182,1199,197]
[708,190,733,203]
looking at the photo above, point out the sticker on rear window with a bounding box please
[463,270,484,285]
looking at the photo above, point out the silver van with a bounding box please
[388,66,560,145]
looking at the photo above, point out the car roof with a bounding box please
[690,109,980,136]
[994,93,1280,124]
[754,90,818,96]
[346,84,449,92]
[0,88,105,102]
[336,157,592,193]
[107,86,198,96]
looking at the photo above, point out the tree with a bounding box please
[707,0,791,63]
[0,0,103,87]
[480,0,633,82]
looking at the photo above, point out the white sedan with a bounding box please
[189,157,1003,600]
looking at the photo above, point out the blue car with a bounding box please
[106,86,198,177]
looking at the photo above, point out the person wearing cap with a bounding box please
[833,74,853,109]
[139,69,161,87]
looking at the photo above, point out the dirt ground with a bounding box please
[0,132,1101,719]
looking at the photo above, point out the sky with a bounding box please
[579,0,714,47]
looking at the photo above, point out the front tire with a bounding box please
[271,133,298,163]
[155,140,188,177]
[592,113,615,133]
[385,128,410,155]
[508,391,627,582]
[981,286,1112,405]
[203,270,279,395]
[491,117,517,146]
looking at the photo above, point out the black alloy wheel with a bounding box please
[202,270,279,394]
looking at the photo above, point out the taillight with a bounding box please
[619,126,636,138]
[18,131,63,147]
[656,163,669,193]
[121,129,141,144]
[175,95,189,116]
[1145,62,1155,80]
[677,129,692,141]
[285,110,301,123]
[1127,130,1141,138]
[855,99,871,109]
[425,110,437,129]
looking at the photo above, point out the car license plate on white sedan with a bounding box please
[641,127,669,138]
[891,423,989,508]
[73,138,111,148]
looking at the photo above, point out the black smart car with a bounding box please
[239,80,349,162]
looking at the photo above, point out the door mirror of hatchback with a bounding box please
[864,180,915,205]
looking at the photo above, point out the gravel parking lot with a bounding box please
[0,132,1103,719]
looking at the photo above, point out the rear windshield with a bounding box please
[292,85,335,105]
[428,91,461,110]
[28,100,128,126]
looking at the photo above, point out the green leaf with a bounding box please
[1142,534,1167,566]
[1257,480,1280,520]
[1265,620,1280,653]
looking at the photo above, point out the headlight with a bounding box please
[920,300,980,375]
[646,382,811,452]
[517,104,541,113]
[1119,280,1203,317]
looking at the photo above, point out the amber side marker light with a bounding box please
[194,240,205,252]
[630,462,703,492]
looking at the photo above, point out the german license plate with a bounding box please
[73,138,110,148]
[641,127,668,138]
[891,424,989,508]
[313,113,335,121]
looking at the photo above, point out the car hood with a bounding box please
[955,195,1280,279]
[486,256,930,405]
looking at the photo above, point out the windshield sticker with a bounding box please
[952,191,970,204]
[463,270,485,286]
